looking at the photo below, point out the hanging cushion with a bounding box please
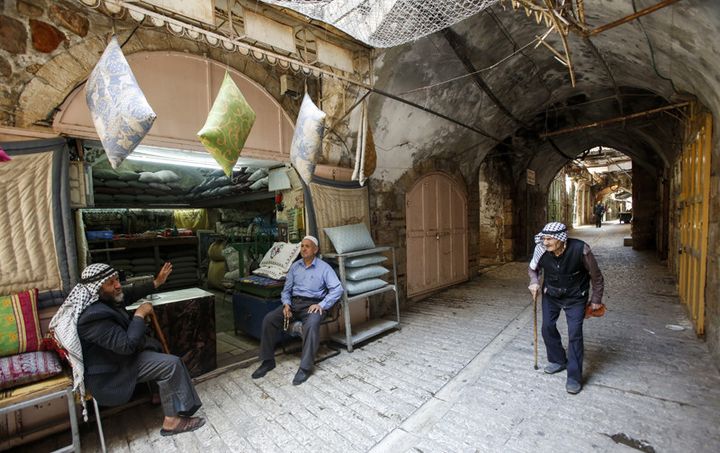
[344,278,387,296]
[290,93,326,184]
[343,254,387,268]
[86,36,157,169]
[249,176,269,191]
[344,265,389,281]
[0,351,63,390]
[0,289,42,357]
[197,72,257,177]
[323,223,375,254]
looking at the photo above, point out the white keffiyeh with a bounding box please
[529,222,568,270]
[49,263,118,420]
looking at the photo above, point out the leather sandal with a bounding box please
[160,416,206,436]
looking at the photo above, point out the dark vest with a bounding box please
[538,238,590,304]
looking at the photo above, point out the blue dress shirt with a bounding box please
[281,256,344,310]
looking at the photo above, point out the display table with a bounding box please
[127,287,216,377]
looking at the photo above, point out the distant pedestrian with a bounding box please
[527,222,605,394]
[593,203,605,228]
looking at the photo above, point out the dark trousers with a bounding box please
[595,214,602,227]
[541,297,586,383]
[259,297,325,371]
[136,351,202,417]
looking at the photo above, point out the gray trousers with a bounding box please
[136,351,202,417]
[259,297,325,371]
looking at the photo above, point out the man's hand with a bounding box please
[308,304,323,315]
[590,303,603,311]
[153,262,173,288]
[283,304,292,319]
[134,302,154,319]
[528,283,540,299]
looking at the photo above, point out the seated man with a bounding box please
[50,263,204,436]
[252,235,343,385]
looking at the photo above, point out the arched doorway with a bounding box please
[406,172,468,297]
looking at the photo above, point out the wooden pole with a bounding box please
[587,0,682,37]
[533,292,539,370]
[149,311,170,354]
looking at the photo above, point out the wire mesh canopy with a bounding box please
[262,0,500,48]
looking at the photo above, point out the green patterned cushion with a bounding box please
[197,72,256,176]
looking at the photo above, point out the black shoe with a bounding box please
[544,362,566,374]
[251,360,275,379]
[292,368,311,385]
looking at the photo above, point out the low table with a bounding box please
[127,288,216,377]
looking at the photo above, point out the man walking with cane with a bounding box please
[528,222,605,394]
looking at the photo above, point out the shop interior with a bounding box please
[78,141,305,370]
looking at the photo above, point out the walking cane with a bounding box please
[533,291,539,370]
[149,311,171,354]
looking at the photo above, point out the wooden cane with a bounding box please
[149,311,171,354]
[533,292,539,370]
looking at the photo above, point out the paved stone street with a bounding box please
[47,223,720,452]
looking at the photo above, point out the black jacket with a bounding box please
[77,282,162,406]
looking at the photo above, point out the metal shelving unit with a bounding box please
[324,246,400,352]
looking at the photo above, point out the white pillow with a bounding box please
[222,246,240,272]
[252,266,287,280]
[344,254,387,268]
[290,93,326,184]
[259,242,301,273]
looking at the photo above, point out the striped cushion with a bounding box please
[0,289,42,357]
[0,351,63,390]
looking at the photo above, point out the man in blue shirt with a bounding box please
[252,235,343,385]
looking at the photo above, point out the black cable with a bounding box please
[631,0,678,94]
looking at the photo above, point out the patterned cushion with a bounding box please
[290,94,326,184]
[0,351,63,390]
[344,265,389,281]
[344,278,387,296]
[343,254,387,268]
[198,72,257,177]
[324,223,375,254]
[252,242,302,280]
[0,289,42,357]
[86,36,157,169]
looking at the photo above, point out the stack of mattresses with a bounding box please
[162,248,198,288]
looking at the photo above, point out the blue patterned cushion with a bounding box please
[324,223,375,254]
[344,265,389,281]
[86,36,156,169]
[345,278,387,295]
[290,94,326,184]
[343,254,387,268]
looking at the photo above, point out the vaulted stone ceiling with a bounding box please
[369,0,717,187]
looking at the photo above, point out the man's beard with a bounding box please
[99,291,124,306]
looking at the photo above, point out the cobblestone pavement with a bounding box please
[69,223,720,452]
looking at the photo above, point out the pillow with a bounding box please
[0,351,63,390]
[249,176,269,191]
[248,168,267,182]
[222,246,240,273]
[344,278,387,296]
[116,170,140,181]
[343,265,389,281]
[344,254,387,268]
[0,289,42,357]
[86,36,157,169]
[290,93,326,185]
[259,242,302,273]
[93,168,118,180]
[324,223,375,254]
[252,266,287,281]
[138,171,161,183]
[154,170,180,183]
[197,72,257,177]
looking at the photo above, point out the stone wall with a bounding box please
[631,163,658,250]
[477,152,515,265]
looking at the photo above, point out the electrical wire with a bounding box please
[631,0,678,95]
